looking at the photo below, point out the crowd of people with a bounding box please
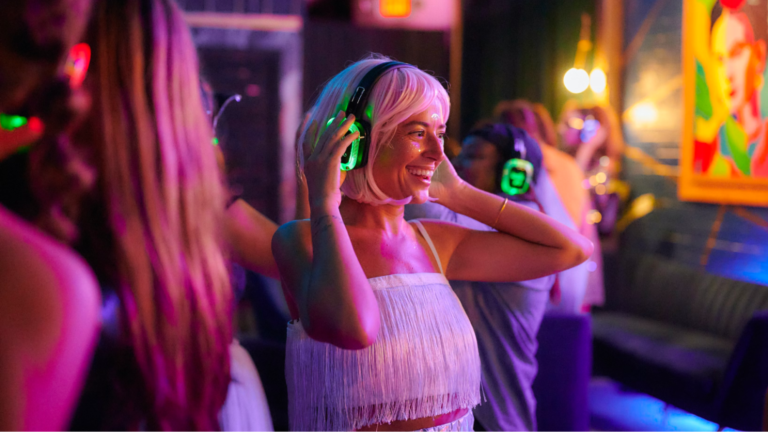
[0,0,625,431]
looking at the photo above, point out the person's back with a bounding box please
[539,144,587,228]
[0,0,101,428]
[0,208,99,430]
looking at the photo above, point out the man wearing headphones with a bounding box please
[405,123,587,431]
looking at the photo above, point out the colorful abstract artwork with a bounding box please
[681,0,768,205]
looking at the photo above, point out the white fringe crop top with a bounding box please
[285,221,482,431]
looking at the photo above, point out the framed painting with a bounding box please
[681,0,768,205]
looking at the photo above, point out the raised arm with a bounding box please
[224,199,279,279]
[272,112,379,349]
[424,160,593,283]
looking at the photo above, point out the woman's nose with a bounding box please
[422,132,445,161]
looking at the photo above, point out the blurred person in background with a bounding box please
[495,99,603,311]
[495,100,588,227]
[0,0,100,430]
[558,102,623,177]
[274,57,592,431]
[202,82,277,431]
[406,123,569,431]
[63,0,234,429]
[558,103,623,240]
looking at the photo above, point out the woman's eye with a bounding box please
[411,130,426,138]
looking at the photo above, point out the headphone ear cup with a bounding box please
[501,158,534,195]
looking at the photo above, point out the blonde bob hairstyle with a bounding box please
[300,56,450,206]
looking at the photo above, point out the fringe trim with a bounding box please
[286,275,482,431]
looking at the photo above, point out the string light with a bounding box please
[564,68,590,94]
[628,102,659,126]
[590,68,607,93]
[588,209,603,224]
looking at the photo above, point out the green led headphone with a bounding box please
[500,135,534,196]
[328,61,410,171]
[0,114,29,131]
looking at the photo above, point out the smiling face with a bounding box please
[371,104,446,204]
[454,136,500,193]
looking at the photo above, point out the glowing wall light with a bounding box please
[380,0,411,18]
[590,68,607,93]
[564,68,590,94]
[628,102,659,126]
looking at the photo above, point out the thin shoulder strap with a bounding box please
[412,220,444,275]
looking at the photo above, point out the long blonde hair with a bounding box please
[76,0,232,429]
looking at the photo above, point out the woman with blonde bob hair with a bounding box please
[273,56,593,431]
[67,0,232,429]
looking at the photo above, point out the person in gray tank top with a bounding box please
[407,123,578,431]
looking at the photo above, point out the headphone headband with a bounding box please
[346,61,410,118]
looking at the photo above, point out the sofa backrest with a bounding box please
[614,254,768,341]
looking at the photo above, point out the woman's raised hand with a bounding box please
[302,110,360,213]
[429,158,466,204]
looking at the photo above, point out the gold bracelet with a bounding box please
[492,197,508,228]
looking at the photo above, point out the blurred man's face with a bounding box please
[0,0,93,112]
[712,11,766,115]
[454,136,500,193]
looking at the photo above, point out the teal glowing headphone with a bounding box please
[328,61,410,171]
[500,132,534,196]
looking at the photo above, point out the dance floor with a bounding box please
[589,377,739,431]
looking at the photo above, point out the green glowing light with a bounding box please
[501,158,533,196]
[0,114,28,131]
[212,137,219,145]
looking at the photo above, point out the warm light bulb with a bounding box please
[564,68,590,94]
[380,0,411,17]
[628,102,658,125]
[590,68,607,93]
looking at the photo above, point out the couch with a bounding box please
[592,253,768,431]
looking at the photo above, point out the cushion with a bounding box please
[593,312,734,417]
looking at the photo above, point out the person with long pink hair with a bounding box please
[65,0,233,429]
[274,56,593,431]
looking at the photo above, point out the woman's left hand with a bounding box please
[429,159,465,204]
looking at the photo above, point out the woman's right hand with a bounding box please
[301,110,359,213]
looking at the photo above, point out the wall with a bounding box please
[180,0,303,223]
[461,0,596,136]
[621,0,768,285]
[303,21,450,110]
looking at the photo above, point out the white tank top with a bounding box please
[284,220,482,431]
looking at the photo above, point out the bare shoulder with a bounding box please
[409,218,471,251]
[0,209,100,346]
[410,218,465,232]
